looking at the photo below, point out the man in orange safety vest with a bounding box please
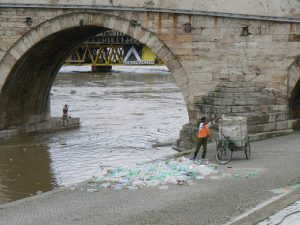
[192,117,211,160]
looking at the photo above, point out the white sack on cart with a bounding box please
[219,115,247,147]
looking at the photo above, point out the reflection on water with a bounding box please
[0,68,188,204]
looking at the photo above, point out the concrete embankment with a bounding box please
[0,117,80,140]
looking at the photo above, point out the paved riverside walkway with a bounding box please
[230,188,300,224]
[1,131,300,225]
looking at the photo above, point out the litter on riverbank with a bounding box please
[269,183,300,195]
[79,157,218,192]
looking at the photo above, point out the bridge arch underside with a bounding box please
[289,79,300,118]
[0,26,106,128]
[287,60,300,119]
[0,13,188,129]
[290,81,300,118]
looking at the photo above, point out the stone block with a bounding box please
[269,24,289,35]
[171,35,194,43]
[171,67,189,88]
[91,13,107,27]
[234,42,247,49]
[112,18,130,35]
[253,35,273,44]
[0,56,17,88]
[42,19,63,37]
[229,74,245,82]
[168,56,185,72]
[248,129,294,142]
[272,34,289,42]
[156,45,171,60]
[222,33,237,42]
[145,34,164,55]
[199,31,223,42]
[136,30,151,44]
[189,72,213,82]
[173,47,194,56]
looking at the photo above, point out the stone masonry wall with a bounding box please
[0,7,300,126]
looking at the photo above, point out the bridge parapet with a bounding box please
[1,0,300,19]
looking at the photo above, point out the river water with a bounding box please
[0,66,188,205]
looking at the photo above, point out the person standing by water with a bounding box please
[192,117,211,160]
[62,104,69,118]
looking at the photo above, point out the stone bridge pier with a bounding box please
[0,1,300,145]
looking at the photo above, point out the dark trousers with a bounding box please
[193,138,207,159]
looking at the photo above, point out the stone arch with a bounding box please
[0,12,189,129]
[286,58,300,118]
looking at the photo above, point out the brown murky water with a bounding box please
[0,67,188,204]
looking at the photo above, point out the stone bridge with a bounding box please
[0,0,300,147]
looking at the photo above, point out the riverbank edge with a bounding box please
[0,143,200,209]
[0,117,80,141]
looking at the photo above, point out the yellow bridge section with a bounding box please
[65,44,164,66]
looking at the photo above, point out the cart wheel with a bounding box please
[245,143,251,159]
[216,145,232,164]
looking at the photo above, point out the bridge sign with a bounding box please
[123,46,155,65]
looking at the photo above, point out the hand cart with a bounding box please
[215,127,251,165]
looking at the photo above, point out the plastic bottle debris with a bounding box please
[269,183,300,195]
[290,183,300,191]
[81,157,218,192]
[195,176,204,180]
[86,188,98,193]
[269,188,286,194]
[93,177,104,183]
[113,186,123,191]
[234,173,241,179]
[209,164,218,170]
[101,182,111,188]
[248,171,259,177]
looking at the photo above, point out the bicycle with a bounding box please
[215,134,251,164]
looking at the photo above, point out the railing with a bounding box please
[85,31,139,45]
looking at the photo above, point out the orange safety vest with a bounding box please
[197,123,210,138]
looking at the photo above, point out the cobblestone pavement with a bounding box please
[1,131,300,225]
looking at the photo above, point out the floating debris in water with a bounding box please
[81,157,218,191]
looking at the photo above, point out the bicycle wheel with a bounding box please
[245,142,251,159]
[215,146,232,164]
